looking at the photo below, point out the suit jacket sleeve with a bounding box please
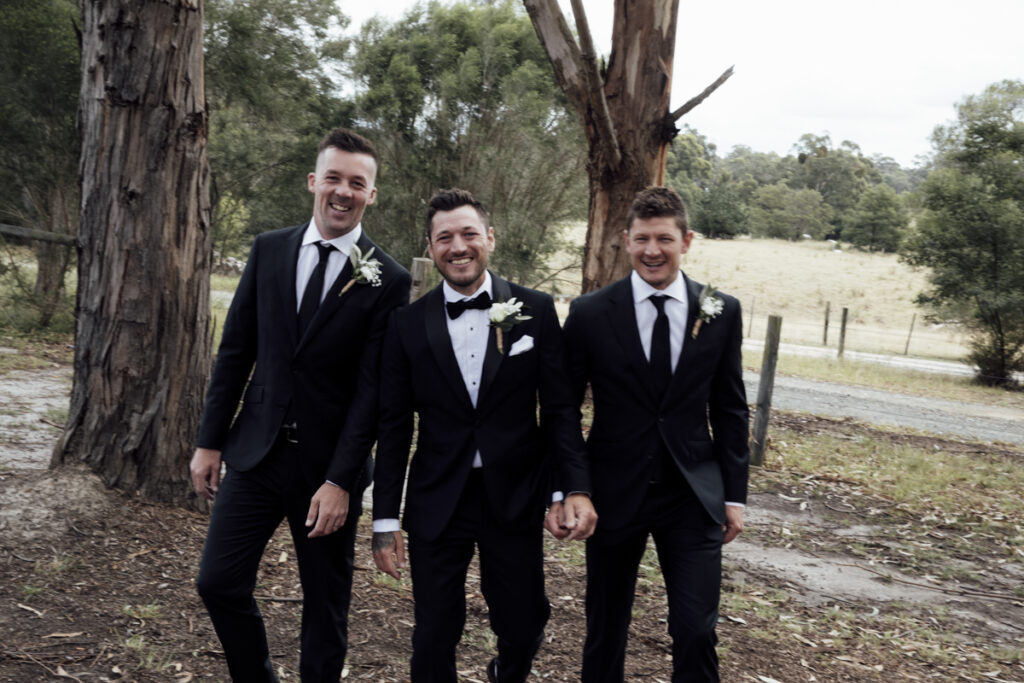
[327,266,412,489]
[537,296,590,496]
[196,237,261,450]
[709,299,750,504]
[372,310,416,521]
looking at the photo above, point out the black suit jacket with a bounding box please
[374,273,590,542]
[563,273,749,529]
[196,224,411,490]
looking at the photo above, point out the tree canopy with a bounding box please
[902,80,1024,385]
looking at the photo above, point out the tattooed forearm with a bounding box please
[372,531,396,554]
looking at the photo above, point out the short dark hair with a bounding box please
[426,188,489,239]
[317,128,378,164]
[626,186,689,233]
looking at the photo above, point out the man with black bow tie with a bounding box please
[372,188,596,682]
[190,129,410,681]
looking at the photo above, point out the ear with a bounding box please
[307,172,316,194]
[680,229,695,254]
[367,187,377,205]
[486,226,496,252]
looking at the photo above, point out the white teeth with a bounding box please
[451,258,471,265]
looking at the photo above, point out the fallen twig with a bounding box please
[835,563,1021,601]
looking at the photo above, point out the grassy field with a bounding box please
[547,227,969,359]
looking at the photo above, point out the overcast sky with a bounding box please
[345,0,1024,168]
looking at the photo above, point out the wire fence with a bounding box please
[742,309,970,360]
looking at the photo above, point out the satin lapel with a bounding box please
[478,273,511,403]
[295,232,364,352]
[607,277,654,393]
[424,286,475,411]
[664,274,703,405]
[278,225,305,352]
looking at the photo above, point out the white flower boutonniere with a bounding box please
[691,284,724,339]
[339,244,382,296]
[488,297,532,354]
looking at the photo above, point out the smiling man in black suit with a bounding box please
[371,188,596,683]
[556,186,749,682]
[190,129,410,682]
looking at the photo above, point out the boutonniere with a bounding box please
[488,297,532,354]
[691,284,724,339]
[339,244,382,296]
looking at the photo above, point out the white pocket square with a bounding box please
[509,335,534,356]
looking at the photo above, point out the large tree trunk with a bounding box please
[53,0,213,507]
[524,0,731,292]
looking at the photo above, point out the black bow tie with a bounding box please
[446,292,492,319]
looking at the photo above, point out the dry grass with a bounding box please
[547,227,969,360]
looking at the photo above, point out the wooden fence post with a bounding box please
[823,301,830,345]
[904,313,916,356]
[751,315,782,467]
[409,257,432,302]
[837,307,849,358]
[746,296,755,338]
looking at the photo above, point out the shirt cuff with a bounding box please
[725,501,744,508]
[373,518,400,533]
[551,491,564,504]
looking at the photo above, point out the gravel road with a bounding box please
[745,371,1024,445]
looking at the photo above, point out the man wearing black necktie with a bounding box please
[556,187,749,682]
[189,129,410,681]
[371,188,596,682]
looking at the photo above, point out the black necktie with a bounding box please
[446,291,492,319]
[297,242,335,337]
[649,295,672,399]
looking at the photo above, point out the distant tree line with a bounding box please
[664,129,924,252]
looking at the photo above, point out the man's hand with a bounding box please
[372,531,405,579]
[306,483,350,538]
[561,493,598,540]
[723,505,744,544]
[544,501,569,539]
[190,448,222,500]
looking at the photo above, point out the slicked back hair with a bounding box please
[426,188,489,239]
[626,186,689,233]
[317,128,378,165]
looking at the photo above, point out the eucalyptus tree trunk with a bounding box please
[53,0,212,507]
[524,0,732,292]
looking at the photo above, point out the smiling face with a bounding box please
[427,204,495,295]
[307,147,377,240]
[624,216,694,290]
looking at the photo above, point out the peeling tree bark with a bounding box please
[53,0,212,507]
[525,0,732,292]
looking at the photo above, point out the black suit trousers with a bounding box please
[408,470,549,683]
[196,438,366,682]
[582,478,723,683]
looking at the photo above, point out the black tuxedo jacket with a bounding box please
[563,273,749,529]
[374,273,590,542]
[196,224,411,490]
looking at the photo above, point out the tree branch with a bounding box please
[670,65,734,122]
[522,0,588,126]
[569,0,621,168]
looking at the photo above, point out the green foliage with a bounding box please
[350,0,587,283]
[902,80,1024,386]
[0,0,79,329]
[791,134,882,238]
[845,184,908,252]
[204,0,352,240]
[666,129,748,238]
[692,182,749,238]
[748,183,832,240]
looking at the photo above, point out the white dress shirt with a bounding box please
[294,220,363,309]
[631,270,688,371]
[373,274,493,534]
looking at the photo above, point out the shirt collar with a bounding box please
[443,270,493,303]
[631,270,686,304]
[303,219,362,257]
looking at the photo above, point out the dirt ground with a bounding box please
[1,366,1023,682]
